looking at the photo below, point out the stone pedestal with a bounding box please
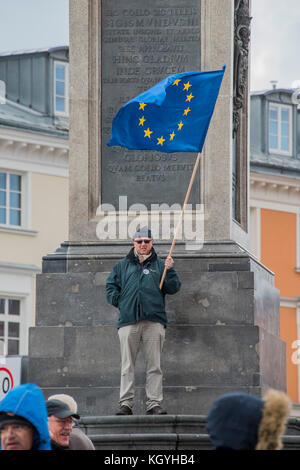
[28,241,285,416]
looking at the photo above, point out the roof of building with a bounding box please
[250,88,296,96]
[0,46,69,137]
[0,45,69,58]
[250,151,300,178]
[0,98,68,138]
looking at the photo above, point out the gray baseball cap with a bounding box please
[132,226,152,239]
[46,399,80,420]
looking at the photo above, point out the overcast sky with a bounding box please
[250,0,300,90]
[0,0,299,91]
[0,0,69,53]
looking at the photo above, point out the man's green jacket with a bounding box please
[106,247,181,329]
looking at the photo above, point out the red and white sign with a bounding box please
[0,357,23,401]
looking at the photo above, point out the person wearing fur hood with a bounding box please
[206,388,291,450]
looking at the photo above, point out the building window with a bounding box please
[54,61,69,116]
[268,103,292,155]
[0,171,22,227]
[0,298,21,355]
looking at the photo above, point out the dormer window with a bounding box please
[54,61,69,117]
[268,103,292,155]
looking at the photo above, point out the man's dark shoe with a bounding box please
[116,405,133,415]
[146,405,167,415]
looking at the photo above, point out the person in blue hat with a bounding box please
[206,388,291,450]
[106,226,181,416]
[0,383,51,450]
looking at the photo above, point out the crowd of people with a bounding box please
[0,383,95,451]
[0,381,292,451]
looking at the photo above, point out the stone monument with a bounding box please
[28,0,286,416]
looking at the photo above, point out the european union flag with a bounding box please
[107,66,225,154]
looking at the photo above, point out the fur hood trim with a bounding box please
[256,389,291,450]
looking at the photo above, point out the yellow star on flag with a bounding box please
[157,136,165,146]
[139,116,146,126]
[186,93,194,102]
[144,128,153,138]
[139,103,147,111]
[173,79,181,86]
[170,131,175,141]
[178,121,184,130]
[183,107,191,116]
[183,81,192,91]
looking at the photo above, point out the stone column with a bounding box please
[68,0,248,247]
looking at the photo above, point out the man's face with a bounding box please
[48,416,73,447]
[133,237,153,256]
[0,423,34,450]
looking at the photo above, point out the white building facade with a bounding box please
[0,47,69,357]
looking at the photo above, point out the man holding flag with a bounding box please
[106,66,225,415]
[106,226,181,415]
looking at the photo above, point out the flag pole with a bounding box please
[160,151,202,290]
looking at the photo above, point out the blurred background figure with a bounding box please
[48,394,95,450]
[46,398,80,450]
[0,383,51,450]
[206,388,291,450]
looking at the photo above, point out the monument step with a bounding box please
[88,433,212,450]
[87,433,300,450]
[78,415,300,450]
[80,415,208,436]
[80,414,300,437]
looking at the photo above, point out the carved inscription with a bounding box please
[101,0,201,207]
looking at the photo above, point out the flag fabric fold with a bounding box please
[107,66,225,154]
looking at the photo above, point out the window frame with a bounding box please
[0,296,23,356]
[268,102,293,156]
[54,61,69,117]
[0,170,25,229]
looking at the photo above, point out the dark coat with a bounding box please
[69,425,95,450]
[106,247,181,328]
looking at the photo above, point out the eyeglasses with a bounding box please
[52,417,75,427]
[134,239,152,244]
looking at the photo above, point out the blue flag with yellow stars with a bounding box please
[107,66,225,154]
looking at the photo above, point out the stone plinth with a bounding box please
[28,241,285,416]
